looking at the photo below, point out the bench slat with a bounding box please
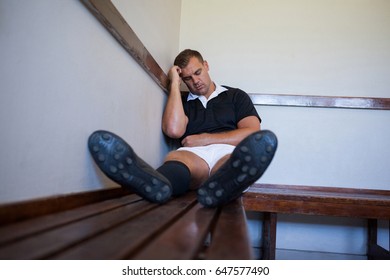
[245,199,390,219]
[244,184,390,219]
[205,198,253,259]
[133,203,218,259]
[0,198,157,259]
[0,194,141,246]
[247,184,390,204]
[50,192,197,259]
[0,187,132,225]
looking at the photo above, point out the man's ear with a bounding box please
[203,60,209,71]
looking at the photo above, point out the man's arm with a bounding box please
[162,66,189,139]
[181,115,261,147]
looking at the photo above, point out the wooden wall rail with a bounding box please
[81,0,169,92]
[249,93,390,110]
[82,0,390,110]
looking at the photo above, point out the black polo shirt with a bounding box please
[181,86,261,140]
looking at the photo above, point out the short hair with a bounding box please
[174,49,204,68]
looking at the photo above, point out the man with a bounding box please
[88,49,277,207]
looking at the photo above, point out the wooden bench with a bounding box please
[0,188,252,260]
[1,183,389,260]
[243,183,390,260]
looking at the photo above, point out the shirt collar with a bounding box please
[187,83,227,108]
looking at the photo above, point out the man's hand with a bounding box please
[168,66,182,86]
[181,133,210,147]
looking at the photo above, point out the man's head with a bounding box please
[174,49,204,68]
[174,49,214,97]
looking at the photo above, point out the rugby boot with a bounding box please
[88,130,172,204]
[197,130,277,207]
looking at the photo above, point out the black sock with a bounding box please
[157,161,191,196]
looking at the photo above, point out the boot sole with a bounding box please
[197,130,277,207]
[88,130,172,203]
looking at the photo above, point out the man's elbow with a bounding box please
[162,125,185,139]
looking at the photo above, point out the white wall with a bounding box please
[180,0,390,259]
[181,0,390,97]
[0,0,181,203]
[180,0,390,189]
[112,0,181,72]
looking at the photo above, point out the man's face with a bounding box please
[180,56,213,97]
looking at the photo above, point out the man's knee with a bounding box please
[163,150,209,186]
[164,150,200,169]
[164,150,185,162]
[210,154,231,175]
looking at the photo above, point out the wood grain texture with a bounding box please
[0,187,132,225]
[243,184,390,219]
[205,198,254,259]
[0,190,253,259]
[249,93,390,110]
[244,184,390,260]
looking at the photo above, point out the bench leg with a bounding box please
[262,212,277,260]
[367,218,377,260]
[367,219,390,260]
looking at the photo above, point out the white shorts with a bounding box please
[177,144,235,171]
